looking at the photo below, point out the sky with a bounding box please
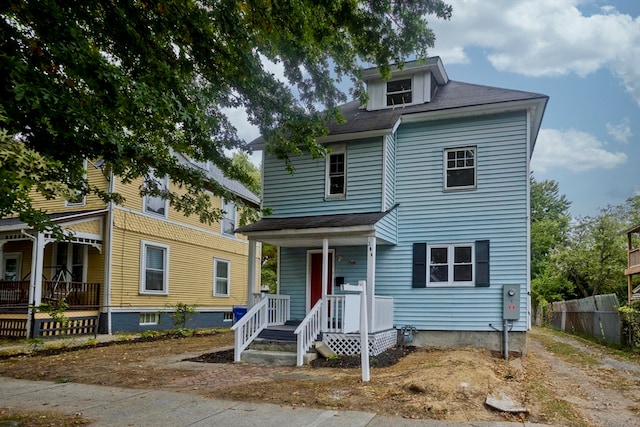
[232,0,640,219]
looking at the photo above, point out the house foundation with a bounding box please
[411,330,528,356]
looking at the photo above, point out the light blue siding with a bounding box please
[263,137,384,217]
[279,247,308,319]
[375,112,530,332]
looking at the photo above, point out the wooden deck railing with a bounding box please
[629,248,640,270]
[0,281,100,309]
[0,281,29,306]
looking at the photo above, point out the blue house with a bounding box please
[234,57,548,365]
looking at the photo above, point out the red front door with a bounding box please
[310,252,333,309]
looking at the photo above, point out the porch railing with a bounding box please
[293,299,323,366]
[231,294,290,362]
[373,296,394,332]
[42,281,100,308]
[629,247,640,270]
[0,281,29,306]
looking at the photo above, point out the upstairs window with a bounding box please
[221,199,236,235]
[65,159,87,207]
[386,78,412,107]
[444,147,476,190]
[144,169,169,217]
[326,145,346,198]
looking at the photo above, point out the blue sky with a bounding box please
[425,0,640,218]
[234,0,639,218]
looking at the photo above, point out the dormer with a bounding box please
[362,57,449,111]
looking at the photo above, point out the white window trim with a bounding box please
[443,146,477,191]
[65,159,87,207]
[427,243,475,287]
[2,252,22,281]
[213,258,231,297]
[143,169,169,218]
[325,144,346,200]
[221,199,237,236]
[139,312,160,325]
[140,240,169,295]
[385,77,414,108]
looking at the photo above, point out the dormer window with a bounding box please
[386,78,412,106]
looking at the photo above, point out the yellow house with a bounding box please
[0,156,260,338]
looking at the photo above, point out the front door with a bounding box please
[310,252,333,310]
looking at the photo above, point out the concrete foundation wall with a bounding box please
[411,330,528,355]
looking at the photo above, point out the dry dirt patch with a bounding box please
[0,328,618,425]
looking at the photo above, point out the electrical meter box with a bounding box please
[502,285,520,320]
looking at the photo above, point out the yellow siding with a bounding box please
[29,162,108,213]
[65,218,102,236]
[109,209,257,309]
[86,246,104,285]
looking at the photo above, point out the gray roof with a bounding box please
[249,80,548,148]
[235,210,392,234]
[175,154,260,206]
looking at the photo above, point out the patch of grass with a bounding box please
[523,354,590,426]
[532,333,600,366]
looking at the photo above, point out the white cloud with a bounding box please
[428,0,640,104]
[606,118,632,143]
[531,128,627,172]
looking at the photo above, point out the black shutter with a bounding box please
[475,240,490,287]
[412,242,427,288]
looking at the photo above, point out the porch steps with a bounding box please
[240,321,318,366]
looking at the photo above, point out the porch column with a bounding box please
[366,236,376,331]
[321,238,329,331]
[0,241,5,278]
[33,232,45,306]
[247,239,257,308]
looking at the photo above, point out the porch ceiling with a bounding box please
[248,228,393,248]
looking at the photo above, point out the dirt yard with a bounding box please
[1,327,639,426]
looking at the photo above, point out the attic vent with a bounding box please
[386,78,412,106]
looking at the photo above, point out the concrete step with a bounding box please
[249,339,298,352]
[240,349,317,366]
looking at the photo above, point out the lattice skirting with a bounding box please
[322,329,397,356]
[34,311,99,337]
[0,315,28,338]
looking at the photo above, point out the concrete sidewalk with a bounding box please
[0,378,547,427]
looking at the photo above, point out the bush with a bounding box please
[619,304,640,348]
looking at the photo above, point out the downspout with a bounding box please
[104,168,115,334]
[20,230,37,339]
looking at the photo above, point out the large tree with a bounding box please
[0,0,452,229]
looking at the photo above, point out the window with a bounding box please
[223,311,233,322]
[143,169,169,217]
[53,243,86,282]
[139,312,159,325]
[141,242,169,294]
[444,147,476,190]
[213,258,230,296]
[413,241,489,288]
[66,159,87,207]
[428,244,474,286]
[326,145,346,198]
[386,78,412,106]
[2,253,22,281]
[221,199,236,235]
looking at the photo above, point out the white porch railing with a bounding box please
[293,299,323,366]
[373,296,394,332]
[230,294,290,362]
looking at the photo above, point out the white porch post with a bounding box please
[33,232,45,306]
[247,239,257,308]
[321,238,329,331]
[366,236,376,331]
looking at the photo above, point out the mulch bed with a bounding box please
[184,346,416,368]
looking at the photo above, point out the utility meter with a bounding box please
[502,285,520,320]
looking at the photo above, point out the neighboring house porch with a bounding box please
[0,211,105,338]
[625,223,640,304]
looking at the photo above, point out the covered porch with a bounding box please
[0,211,106,338]
[233,211,398,366]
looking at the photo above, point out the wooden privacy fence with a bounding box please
[549,294,621,344]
